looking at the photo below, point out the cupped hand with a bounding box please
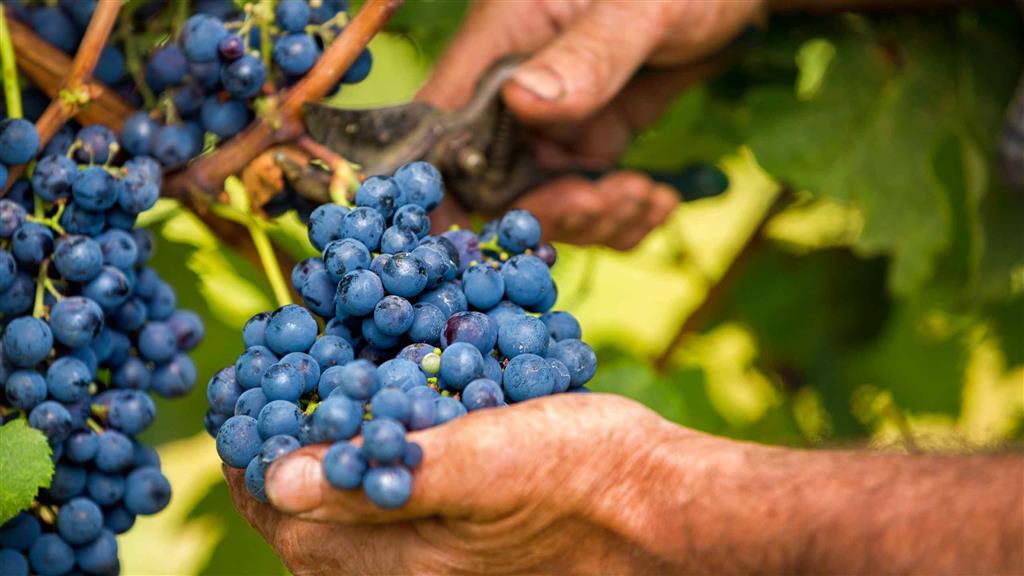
[224,393,700,575]
[421,0,762,248]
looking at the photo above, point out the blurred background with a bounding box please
[122,1,1023,573]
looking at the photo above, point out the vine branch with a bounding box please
[1,1,125,195]
[164,0,404,201]
[653,190,794,372]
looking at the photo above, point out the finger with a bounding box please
[512,176,608,242]
[223,465,284,545]
[416,2,577,109]
[610,182,679,250]
[502,2,664,126]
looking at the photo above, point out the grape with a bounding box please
[276,0,311,32]
[503,353,555,402]
[28,533,75,576]
[265,305,318,355]
[0,513,41,551]
[308,335,353,370]
[55,497,103,545]
[50,296,104,349]
[497,209,541,254]
[45,463,87,501]
[167,310,205,351]
[12,222,55,266]
[96,45,127,85]
[216,415,261,468]
[336,269,384,317]
[146,46,188,91]
[393,161,442,210]
[323,441,367,490]
[85,471,125,506]
[373,295,414,336]
[311,394,363,441]
[497,315,548,358]
[380,226,419,254]
[371,388,411,423]
[408,302,445,345]
[0,199,27,238]
[103,506,136,534]
[124,467,171,514]
[308,205,350,251]
[393,204,430,238]
[273,33,321,76]
[376,358,426,390]
[234,388,268,418]
[0,549,28,576]
[339,207,385,252]
[381,252,428,298]
[547,339,597,388]
[533,242,557,267]
[108,390,156,435]
[234,345,279,389]
[82,266,132,312]
[200,97,251,138]
[355,176,403,220]
[323,238,371,282]
[0,118,40,165]
[45,357,92,403]
[549,359,571,393]
[64,431,98,464]
[153,124,196,168]
[462,263,505,310]
[181,14,228,63]
[75,529,119,574]
[257,434,300,468]
[361,418,406,463]
[95,431,134,473]
[137,322,176,363]
[442,311,497,354]
[244,457,267,502]
[242,312,271,348]
[461,378,503,411]
[418,281,468,319]
[74,125,118,165]
[151,353,197,397]
[540,311,582,341]
[31,154,77,203]
[3,316,53,367]
[342,49,373,84]
[109,297,148,333]
[59,202,106,237]
[221,54,266,99]
[441,229,481,274]
[279,352,321,394]
[336,359,380,400]
[120,112,159,157]
[363,465,412,509]
[4,370,47,410]
[439,342,484,390]
[483,355,503,384]
[501,255,552,307]
[256,400,303,439]
[54,236,103,282]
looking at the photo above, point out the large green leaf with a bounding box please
[0,419,53,524]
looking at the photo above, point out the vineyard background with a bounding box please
[110,2,1023,573]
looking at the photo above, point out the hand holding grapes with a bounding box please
[421,0,763,249]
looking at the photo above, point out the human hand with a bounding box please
[223,393,721,574]
[421,0,763,249]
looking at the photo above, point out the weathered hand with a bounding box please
[421,0,762,249]
[223,393,695,575]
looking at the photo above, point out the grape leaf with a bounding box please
[0,419,53,524]
[746,23,962,296]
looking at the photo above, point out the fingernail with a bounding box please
[266,455,323,513]
[511,67,565,101]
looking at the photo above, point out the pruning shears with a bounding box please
[294,56,730,215]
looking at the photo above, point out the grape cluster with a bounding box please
[206,161,596,509]
[0,128,203,575]
[121,0,370,169]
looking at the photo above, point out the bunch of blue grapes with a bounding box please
[206,161,596,509]
[0,126,204,576]
[120,0,371,169]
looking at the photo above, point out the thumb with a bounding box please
[502,2,662,126]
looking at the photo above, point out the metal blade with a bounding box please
[301,101,437,169]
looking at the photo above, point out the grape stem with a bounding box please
[0,0,125,195]
[0,8,22,118]
[653,189,794,371]
[32,259,50,319]
[249,217,293,308]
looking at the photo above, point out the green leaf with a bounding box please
[0,419,53,524]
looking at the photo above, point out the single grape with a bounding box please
[53,236,103,282]
[310,393,363,441]
[12,222,55,266]
[56,497,103,545]
[336,269,384,317]
[256,399,303,439]
[323,237,371,282]
[501,255,552,307]
[95,431,134,472]
[234,345,279,389]
[462,263,505,310]
[371,388,411,423]
[342,49,373,84]
[273,33,321,76]
[3,316,53,367]
[45,357,92,403]
[393,204,430,238]
[461,378,504,411]
[258,434,301,469]
[442,311,497,354]
[222,54,267,99]
[276,0,311,32]
[30,154,77,202]
[242,312,272,348]
[363,465,412,509]
[439,342,484,390]
[0,512,40,550]
[244,457,267,502]
[497,315,548,358]
[28,533,75,576]
[207,368,243,416]
[64,430,98,464]
[86,471,125,506]
[216,415,261,468]
[417,281,468,319]
[146,45,188,91]
[381,252,428,298]
[376,358,426,390]
[108,390,157,434]
[408,302,445,345]
[280,351,321,395]
[200,97,251,138]
[547,339,597,388]
[503,353,555,402]
[234,387,269,418]
[549,358,571,393]
[0,118,39,165]
[82,266,132,313]
[323,441,367,489]
[75,529,119,574]
[265,304,318,355]
[124,467,172,514]
[308,204,350,251]
[335,359,379,400]
[393,161,442,210]
[4,370,47,410]
[497,209,541,254]
[121,112,159,156]
[138,322,177,363]
[540,311,582,341]
[181,14,228,63]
